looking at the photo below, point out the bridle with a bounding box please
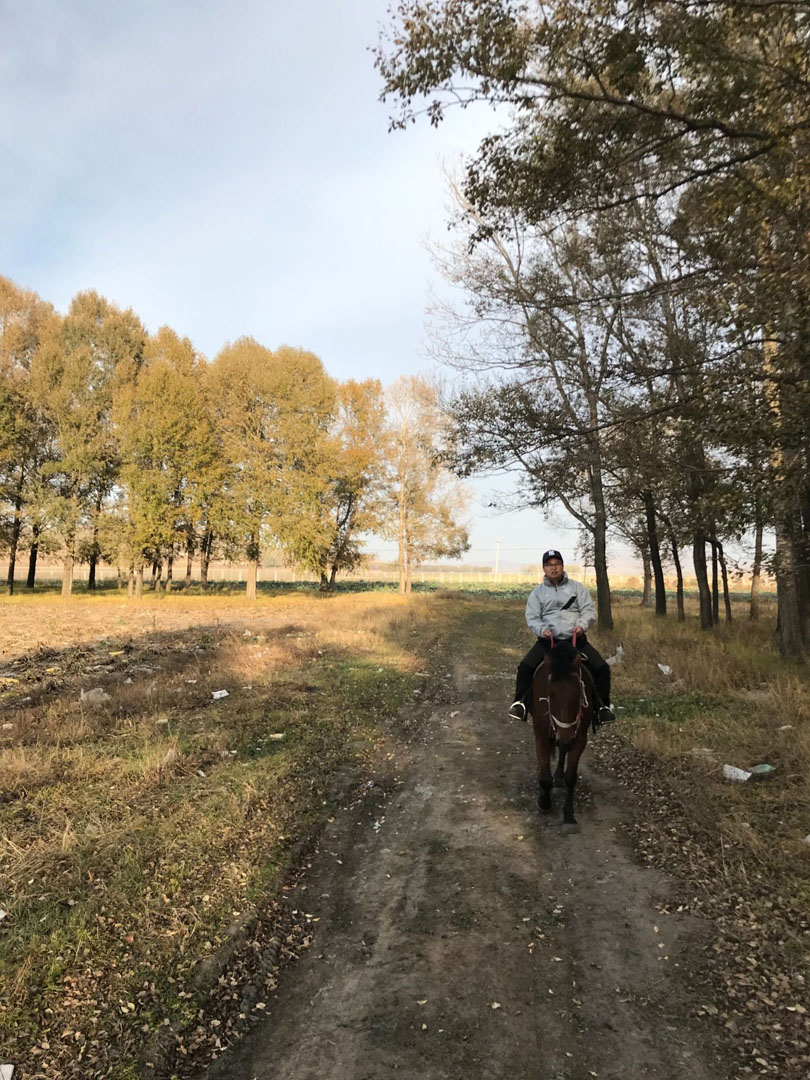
[537,630,589,741]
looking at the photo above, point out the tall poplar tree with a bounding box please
[0,277,56,592]
[31,291,145,597]
[114,326,222,594]
[206,340,336,598]
[381,376,470,594]
[284,378,387,590]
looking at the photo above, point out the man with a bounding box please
[508,549,615,726]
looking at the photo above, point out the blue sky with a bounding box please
[1,0,590,570]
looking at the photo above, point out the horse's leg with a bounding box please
[562,740,585,825]
[553,742,566,787]
[534,723,553,813]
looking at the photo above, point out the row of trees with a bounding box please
[0,278,469,596]
[377,0,810,655]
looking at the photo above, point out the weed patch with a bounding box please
[0,590,457,1078]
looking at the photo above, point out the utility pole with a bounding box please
[494,538,501,583]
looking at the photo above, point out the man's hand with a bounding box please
[542,629,553,639]
[573,625,585,635]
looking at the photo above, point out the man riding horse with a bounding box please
[508,549,615,726]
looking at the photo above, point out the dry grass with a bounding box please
[3,585,809,1077]
[584,595,810,1075]
[0,587,456,1078]
[599,594,810,875]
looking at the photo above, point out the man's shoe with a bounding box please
[508,700,527,722]
[597,704,616,726]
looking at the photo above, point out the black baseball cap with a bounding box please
[542,549,564,564]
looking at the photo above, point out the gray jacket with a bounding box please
[525,573,596,640]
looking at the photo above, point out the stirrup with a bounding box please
[508,700,528,722]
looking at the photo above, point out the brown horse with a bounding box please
[530,638,594,825]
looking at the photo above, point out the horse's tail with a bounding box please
[549,641,578,682]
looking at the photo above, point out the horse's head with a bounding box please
[549,640,580,683]
[542,643,584,747]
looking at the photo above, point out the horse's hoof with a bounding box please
[538,801,552,814]
[553,776,564,789]
[561,817,577,828]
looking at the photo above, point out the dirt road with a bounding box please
[201,653,728,1080]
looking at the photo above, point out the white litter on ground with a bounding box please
[80,687,111,706]
[722,764,752,783]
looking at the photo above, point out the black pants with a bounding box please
[514,635,611,708]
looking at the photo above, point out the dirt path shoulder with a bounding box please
[201,608,729,1080]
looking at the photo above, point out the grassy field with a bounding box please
[1,586,808,1078]
[606,593,810,873]
[590,594,810,1076]
[0,588,462,1078]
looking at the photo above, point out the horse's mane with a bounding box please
[549,641,578,682]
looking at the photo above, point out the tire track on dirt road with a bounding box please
[201,651,728,1079]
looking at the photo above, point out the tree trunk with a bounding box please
[717,540,732,623]
[641,548,652,607]
[165,550,174,593]
[693,534,713,630]
[135,564,144,599]
[127,567,135,599]
[6,485,23,594]
[799,482,810,645]
[710,538,720,624]
[61,548,75,599]
[200,529,213,586]
[750,517,763,621]
[588,435,613,630]
[319,566,338,592]
[398,502,407,595]
[88,491,103,590]
[26,527,40,589]
[592,516,613,630]
[151,559,160,590]
[185,542,194,585]
[642,490,667,616]
[245,558,259,600]
[774,516,805,657]
[670,534,685,622]
[245,535,259,600]
[762,334,804,655]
